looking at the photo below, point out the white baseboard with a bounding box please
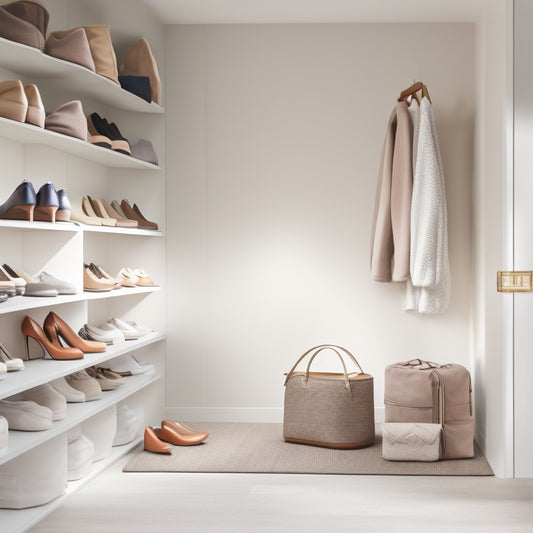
[165,406,385,424]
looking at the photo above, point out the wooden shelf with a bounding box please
[0,332,165,401]
[0,438,143,533]
[0,286,160,316]
[0,117,160,170]
[0,37,164,114]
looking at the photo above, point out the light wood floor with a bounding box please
[30,452,533,533]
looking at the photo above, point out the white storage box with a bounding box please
[81,405,117,462]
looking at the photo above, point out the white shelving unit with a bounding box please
[0,287,160,316]
[0,37,164,114]
[0,5,166,530]
[0,117,160,170]
[0,438,143,533]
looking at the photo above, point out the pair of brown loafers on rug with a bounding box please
[144,421,209,454]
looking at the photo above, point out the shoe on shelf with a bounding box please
[0,181,36,221]
[8,266,58,297]
[162,420,209,441]
[64,370,102,401]
[21,315,84,360]
[120,199,158,230]
[88,263,120,289]
[45,27,96,71]
[56,188,71,222]
[0,265,25,295]
[36,271,77,295]
[116,267,139,287]
[85,366,122,391]
[131,139,159,166]
[82,196,115,226]
[0,399,53,431]
[88,113,131,155]
[103,353,154,376]
[99,199,137,227]
[110,200,129,220]
[69,201,103,226]
[106,317,144,340]
[0,268,16,297]
[19,383,67,421]
[78,323,124,345]
[80,25,118,83]
[155,420,208,446]
[83,264,115,292]
[0,80,28,122]
[44,311,106,353]
[118,75,151,103]
[34,181,59,223]
[119,38,162,105]
[133,268,156,286]
[24,83,44,128]
[49,376,85,403]
[144,426,171,454]
[0,341,24,371]
[0,0,49,50]
[87,196,117,226]
[45,100,87,141]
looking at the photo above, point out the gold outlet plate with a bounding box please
[497,271,533,292]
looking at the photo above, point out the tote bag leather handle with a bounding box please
[284,344,365,390]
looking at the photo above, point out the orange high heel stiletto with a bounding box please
[21,315,83,360]
[43,311,106,353]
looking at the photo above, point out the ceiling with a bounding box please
[143,0,486,25]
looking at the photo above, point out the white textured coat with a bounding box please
[404,97,450,314]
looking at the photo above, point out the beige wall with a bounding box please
[165,23,476,423]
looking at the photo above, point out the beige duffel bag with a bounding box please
[283,344,375,449]
[385,359,474,459]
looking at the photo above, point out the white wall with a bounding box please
[166,23,476,423]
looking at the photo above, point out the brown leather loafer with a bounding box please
[0,0,48,50]
[45,27,96,71]
[144,426,171,454]
[119,38,162,105]
[0,80,28,123]
[45,100,87,140]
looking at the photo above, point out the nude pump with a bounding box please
[21,315,84,360]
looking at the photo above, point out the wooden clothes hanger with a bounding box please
[398,81,432,104]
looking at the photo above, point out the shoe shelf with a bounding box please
[0,437,142,533]
[0,220,164,237]
[0,372,160,468]
[0,117,160,170]
[0,37,165,115]
[0,332,165,402]
[0,286,160,316]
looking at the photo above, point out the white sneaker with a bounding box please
[0,400,53,431]
[89,322,126,344]
[20,384,67,421]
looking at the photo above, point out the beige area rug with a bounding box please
[123,423,493,476]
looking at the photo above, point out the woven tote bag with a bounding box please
[283,344,375,449]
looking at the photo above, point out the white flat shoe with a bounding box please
[106,317,141,340]
[87,323,126,344]
[20,384,67,421]
[0,400,53,431]
[104,354,154,376]
[49,376,86,403]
